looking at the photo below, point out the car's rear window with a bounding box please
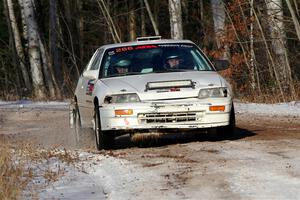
[100,43,214,78]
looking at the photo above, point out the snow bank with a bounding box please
[1,100,300,116]
[0,100,69,109]
[235,101,300,117]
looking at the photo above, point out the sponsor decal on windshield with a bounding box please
[157,44,193,48]
[108,44,193,55]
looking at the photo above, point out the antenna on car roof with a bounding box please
[136,36,162,41]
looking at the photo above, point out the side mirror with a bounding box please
[213,59,230,71]
[83,70,98,79]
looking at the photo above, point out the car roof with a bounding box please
[99,39,195,50]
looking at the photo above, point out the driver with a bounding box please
[112,59,130,75]
[115,65,128,74]
[165,55,181,69]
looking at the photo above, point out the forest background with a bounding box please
[0,0,299,102]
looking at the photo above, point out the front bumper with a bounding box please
[99,98,232,131]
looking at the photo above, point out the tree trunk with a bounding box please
[253,4,285,100]
[6,0,31,91]
[23,0,46,99]
[3,0,22,96]
[77,0,84,62]
[266,0,294,97]
[200,0,204,20]
[97,0,121,43]
[49,0,62,91]
[292,0,299,17]
[249,0,260,92]
[168,0,183,39]
[129,0,136,41]
[210,0,228,59]
[101,0,121,43]
[140,0,146,36]
[285,0,300,42]
[17,0,28,46]
[144,0,159,35]
[38,36,56,98]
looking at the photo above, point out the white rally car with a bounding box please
[70,36,235,150]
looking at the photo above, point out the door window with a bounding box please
[90,49,104,70]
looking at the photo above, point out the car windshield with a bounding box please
[101,43,214,78]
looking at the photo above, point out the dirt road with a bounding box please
[0,105,300,199]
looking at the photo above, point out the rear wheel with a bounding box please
[94,104,114,150]
[74,104,83,146]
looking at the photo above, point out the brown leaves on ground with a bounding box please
[0,141,79,199]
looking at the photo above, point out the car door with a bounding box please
[77,48,104,127]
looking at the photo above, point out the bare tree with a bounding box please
[144,0,159,35]
[168,0,183,39]
[50,0,62,97]
[97,0,121,43]
[266,0,295,98]
[17,0,28,46]
[285,0,300,42]
[129,0,136,41]
[22,0,46,98]
[38,35,56,98]
[140,0,146,36]
[210,0,229,59]
[6,0,31,91]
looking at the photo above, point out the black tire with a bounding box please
[73,104,94,148]
[94,104,115,150]
[217,104,236,139]
[207,127,219,140]
[74,104,83,146]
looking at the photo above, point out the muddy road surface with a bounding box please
[0,105,300,199]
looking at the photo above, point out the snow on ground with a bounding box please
[38,152,167,200]
[2,99,299,199]
[222,140,300,200]
[0,100,68,109]
[235,101,300,117]
[36,141,300,200]
[1,100,300,116]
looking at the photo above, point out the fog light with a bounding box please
[209,105,225,112]
[115,109,133,116]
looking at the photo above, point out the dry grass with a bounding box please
[238,89,300,104]
[0,141,79,199]
[0,142,29,200]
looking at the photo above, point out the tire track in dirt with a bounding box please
[1,107,300,199]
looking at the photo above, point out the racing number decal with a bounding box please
[115,46,134,53]
[86,80,95,96]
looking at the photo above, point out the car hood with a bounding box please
[100,71,224,101]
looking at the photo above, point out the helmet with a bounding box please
[115,59,131,68]
[165,55,180,60]
[164,55,181,69]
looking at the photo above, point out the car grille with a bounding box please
[138,111,204,124]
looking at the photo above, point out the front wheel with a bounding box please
[207,104,236,140]
[217,104,236,139]
[94,105,114,150]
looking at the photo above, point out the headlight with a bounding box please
[198,87,228,99]
[104,93,140,104]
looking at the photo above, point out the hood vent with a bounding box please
[145,80,195,91]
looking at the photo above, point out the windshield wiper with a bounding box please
[153,69,195,73]
[124,72,141,75]
[152,70,170,73]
